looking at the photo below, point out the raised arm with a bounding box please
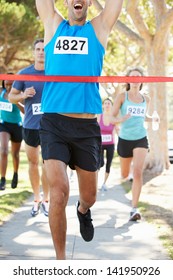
[35,0,63,45]
[101,0,124,31]
[91,0,124,48]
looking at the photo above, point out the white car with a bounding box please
[168,130,173,164]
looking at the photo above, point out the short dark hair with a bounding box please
[33,38,44,49]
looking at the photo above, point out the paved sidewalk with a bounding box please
[0,168,170,260]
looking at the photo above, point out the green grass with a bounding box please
[0,149,32,224]
[160,235,173,260]
[140,201,173,260]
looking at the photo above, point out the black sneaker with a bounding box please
[0,178,6,191]
[77,201,94,242]
[11,172,18,189]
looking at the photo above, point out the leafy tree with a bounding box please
[5,0,37,14]
[0,0,42,72]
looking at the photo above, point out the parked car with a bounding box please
[168,130,173,164]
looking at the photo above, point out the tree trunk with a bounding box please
[144,41,170,173]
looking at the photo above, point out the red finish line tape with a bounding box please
[0,74,173,83]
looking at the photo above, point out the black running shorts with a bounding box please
[0,122,22,143]
[117,136,149,158]
[39,113,102,172]
[23,128,40,147]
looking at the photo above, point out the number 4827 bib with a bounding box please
[54,36,88,55]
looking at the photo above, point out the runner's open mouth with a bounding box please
[74,3,83,10]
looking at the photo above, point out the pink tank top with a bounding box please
[99,114,115,145]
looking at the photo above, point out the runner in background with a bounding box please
[111,67,158,221]
[98,98,119,191]
[0,75,24,191]
[9,39,49,217]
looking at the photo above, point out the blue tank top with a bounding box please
[0,89,22,124]
[42,20,105,113]
[119,92,147,140]
[13,65,44,129]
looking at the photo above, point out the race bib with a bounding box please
[54,36,88,54]
[0,102,12,112]
[32,103,43,115]
[127,105,146,117]
[102,134,112,142]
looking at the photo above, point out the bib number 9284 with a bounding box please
[127,105,146,117]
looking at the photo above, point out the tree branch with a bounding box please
[116,20,144,46]
[154,7,173,49]
[151,0,167,26]
[126,0,152,43]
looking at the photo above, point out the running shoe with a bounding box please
[11,172,18,189]
[77,201,94,242]
[31,201,41,217]
[42,201,49,217]
[0,178,6,191]
[101,184,108,191]
[129,208,141,221]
